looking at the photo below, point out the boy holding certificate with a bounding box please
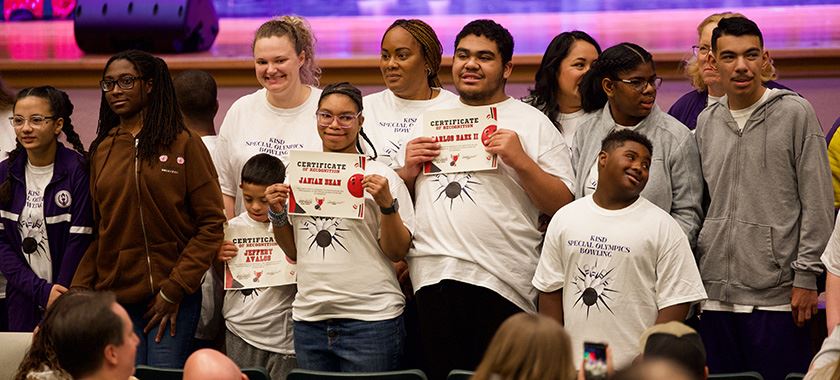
[216,153,296,380]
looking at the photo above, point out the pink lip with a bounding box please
[626,172,641,186]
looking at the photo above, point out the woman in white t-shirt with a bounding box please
[267,83,414,372]
[364,19,457,169]
[214,16,324,218]
[524,31,601,152]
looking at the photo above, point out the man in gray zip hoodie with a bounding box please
[694,17,833,379]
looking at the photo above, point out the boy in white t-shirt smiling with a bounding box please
[216,153,296,380]
[534,129,706,369]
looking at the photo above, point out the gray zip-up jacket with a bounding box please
[695,89,833,306]
[572,105,704,247]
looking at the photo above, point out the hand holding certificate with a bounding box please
[224,222,297,290]
[288,150,367,219]
[422,106,498,174]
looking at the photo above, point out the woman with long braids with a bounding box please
[267,82,414,372]
[525,31,601,152]
[0,86,92,332]
[364,19,457,168]
[71,50,225,367]
[573,43,703,248]
[214,16,323,218]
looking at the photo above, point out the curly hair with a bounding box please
[682,12,776,91]
[384,19,444,88]
[253,15,321,87]
[527,31,601,131]
[580,42,654,113]
[455,19,514,64]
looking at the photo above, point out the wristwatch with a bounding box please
[380,198,399,215]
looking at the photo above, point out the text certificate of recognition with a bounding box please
[422,106,498,174]
[224,222,297,290]
[288,150,367,219]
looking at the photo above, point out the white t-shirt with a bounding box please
[201,135,218,156]
[729,88,775,132]
[20,161,54,282]
[403,96,576,312]
[557,110,594,154]
[533,195,707,369]
[223,212,296,354]
[822,216,840,277]
[214,87,323,215]
[291,160,414,322]
[363,88,458,169]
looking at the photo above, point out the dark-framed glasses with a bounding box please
[100,75,144,92]
[617,76,663,93]
[692,45,712,57]
[316,111,361,128]
[9,115,56,128]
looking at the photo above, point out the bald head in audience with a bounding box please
[183,349,248,380]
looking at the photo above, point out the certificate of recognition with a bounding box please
[287,150,367,219]
[224,222,296,290]
[422,106,498,174]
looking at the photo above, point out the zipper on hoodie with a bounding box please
[135,138,155,294]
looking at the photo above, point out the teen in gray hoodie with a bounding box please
[694,17,833,379]
[573,42,704,248]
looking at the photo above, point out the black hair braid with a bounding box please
[55,90,87,158]
[357,128,378,160]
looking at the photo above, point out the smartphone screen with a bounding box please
[583,342,608,380]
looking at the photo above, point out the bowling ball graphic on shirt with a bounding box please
[347,173,364,198]
[481,125,498,146]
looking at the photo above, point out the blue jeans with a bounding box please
[124,290,201,368]
[294,314,405,372]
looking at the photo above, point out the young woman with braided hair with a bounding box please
[364,18,457,169]
[0,86,92,332]
[71,50,225,367]
[572,42,704,248]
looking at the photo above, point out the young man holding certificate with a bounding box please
[396,19,576,380]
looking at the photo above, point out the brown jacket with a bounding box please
[72,127,225,304]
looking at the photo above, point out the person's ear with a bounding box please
[103,344,119,367]
[598,150,608,168]
[602,78,615,98]
[502,60,513,80]
[53,118,64,136]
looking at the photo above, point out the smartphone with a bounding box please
[583,341,608,380]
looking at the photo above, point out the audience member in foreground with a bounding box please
[15,290,138,380]
[472,312,576,380]
[183,349,248,380]
[694,17,832,379]
[638,321,708,380]
[535,129,706,369]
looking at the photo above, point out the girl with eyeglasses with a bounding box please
[668,12,791,130]
[266,82,414,372]
[0,86,91,332]
[214,16,323,219]
[71,50,225,368]
[573,43,704,248]
[525,31,601,153]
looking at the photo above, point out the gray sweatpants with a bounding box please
[226,329,297,380]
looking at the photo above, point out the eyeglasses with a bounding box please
[692,45,712,57]
[316,111,361,128]
[100,75,144,92]
[9,115,56,128]
[616,77,663,93]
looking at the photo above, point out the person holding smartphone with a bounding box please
[534,129,706,369]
